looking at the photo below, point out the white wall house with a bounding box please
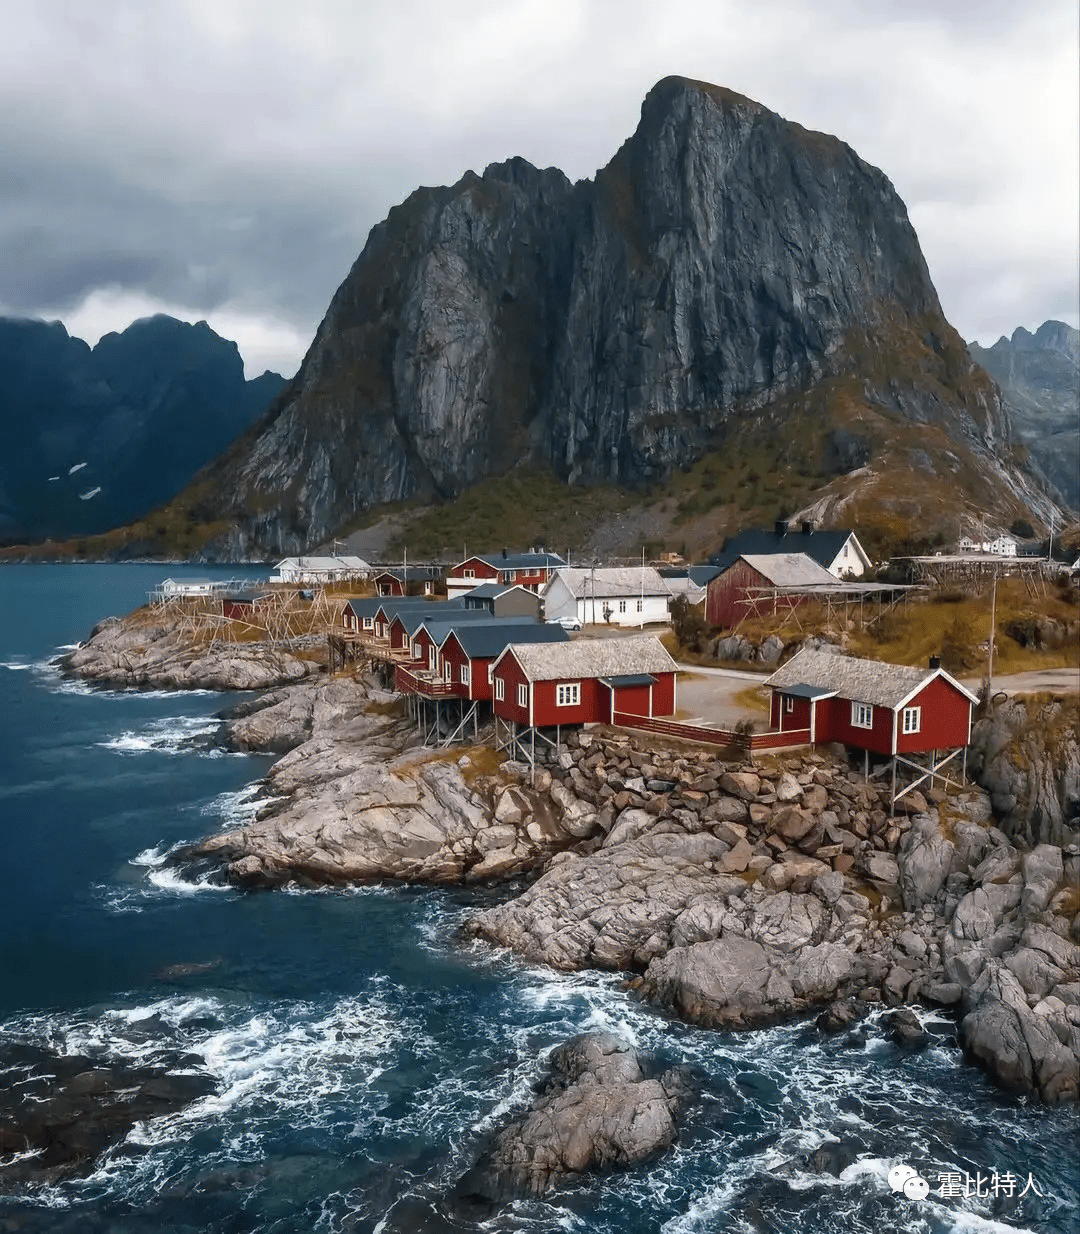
[272,556,371,583]
[542,567,672,628]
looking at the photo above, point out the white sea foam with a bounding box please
[97,715,223,756]
[199,783,279,829]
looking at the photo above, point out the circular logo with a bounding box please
[904,1176,930,1201]
[888,1164,918,1193]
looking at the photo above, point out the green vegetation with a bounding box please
[384,467,633,557]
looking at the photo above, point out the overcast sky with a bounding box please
[2,0,1077,377]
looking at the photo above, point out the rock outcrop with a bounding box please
[177,75,1030,557]
[969,696,1080,847]
[467,1034,684,1197]
[0,1042,215,1186]
[60,613,319,692]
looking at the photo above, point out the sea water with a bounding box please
[0,565,1076,1233]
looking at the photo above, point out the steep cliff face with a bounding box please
[195,76,1023,555]
[969,321,1080,510]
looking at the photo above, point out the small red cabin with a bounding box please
[765,648,977,754]
[490,634,678,729]
[705,553,836,629]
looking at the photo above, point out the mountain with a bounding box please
[0,315,285,543]
[968,321,1079,510]
[161,78,1053,556]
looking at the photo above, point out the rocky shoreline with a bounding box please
[59,612,320,691]
[55,628,1080,1190]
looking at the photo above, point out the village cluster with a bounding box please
[144,514,1065,806]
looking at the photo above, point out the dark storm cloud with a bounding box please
[0,0,1075,374]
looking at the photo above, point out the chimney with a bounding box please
[929,655,941,670]
[502,547,508,559]
[801,521,814,535]
[774,518,788,537]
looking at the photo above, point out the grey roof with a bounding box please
[599,673,658,688]
[472,551,565,571]
[374,565,442,581]
[274,555,370,571]
[766,648,977,709]
[710,527,863,572]
[547,566,671,598]
[403,607,505,637]
[462,582,508,600]
[778,683,837,700]
[375,597,463,623]
[738,554,839,587]
[444,622,567,659]
[501,634,678,682]
[688,564,723,587]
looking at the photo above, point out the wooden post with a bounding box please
[890,759,897,819]
[987,571,998,706]
[864,748,869,783]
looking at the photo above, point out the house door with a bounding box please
[428,645,437,672]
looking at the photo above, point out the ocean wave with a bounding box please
[97,715,225,757]
[198,783,280,829]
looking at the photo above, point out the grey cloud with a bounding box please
[0,0,1074,374]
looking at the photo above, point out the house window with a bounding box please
[444,661,452,682]
[502,571,513,584]
[494,677,505,701]
[464,569,475,579]
[412,641,422,659]
[902,706,921,734]
[784,696,794,714]
[362,617,373,630]
[460,664,470,685]
[517,683,528,708]
[556,683,581,707]
[851,701,873,729]
[618,600,627,614]
[636,599,643,612]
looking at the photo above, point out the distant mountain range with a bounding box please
[968,321,1079,510]
[0,315,285,543]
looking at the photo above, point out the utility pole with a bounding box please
[986,569,998,706]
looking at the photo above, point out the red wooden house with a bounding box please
[765,648,977,755]
[445,550,565,599]
[438,622,568,702]
[705,553,836,629]
[490,635,678,729]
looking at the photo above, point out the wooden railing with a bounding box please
[395,665,458,698]
[611,711,811,753]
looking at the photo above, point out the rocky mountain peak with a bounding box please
[181,77,1044,556]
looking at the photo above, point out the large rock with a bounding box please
[969,698,1080,847]
[643,936,860,1027]
[898,816,956,910]
[476,1034,683,1196]
[959,962,1079,1104]
[1021,844,1064,917]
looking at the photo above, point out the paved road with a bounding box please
[962,668,1079,696]
[676,662,768,683]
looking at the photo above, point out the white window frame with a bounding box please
[636,599,643,613]
[443,661,452,682]
[460,664,470,685]
[502,571,513,584]
[784,696,794,714]
[412,641,422,659]
[556,682,581,707]
[618,599,627,614]
[463,568,475,579]
[851,701,873,729]
[494,677,505,701]
[517,683,528,708]
[902,706,921,734]
[362,617,373,630]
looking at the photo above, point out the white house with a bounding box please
[272,556,371,583]
[984,535,1018,557]
[542,566,672,628]
[158,577,217,597]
